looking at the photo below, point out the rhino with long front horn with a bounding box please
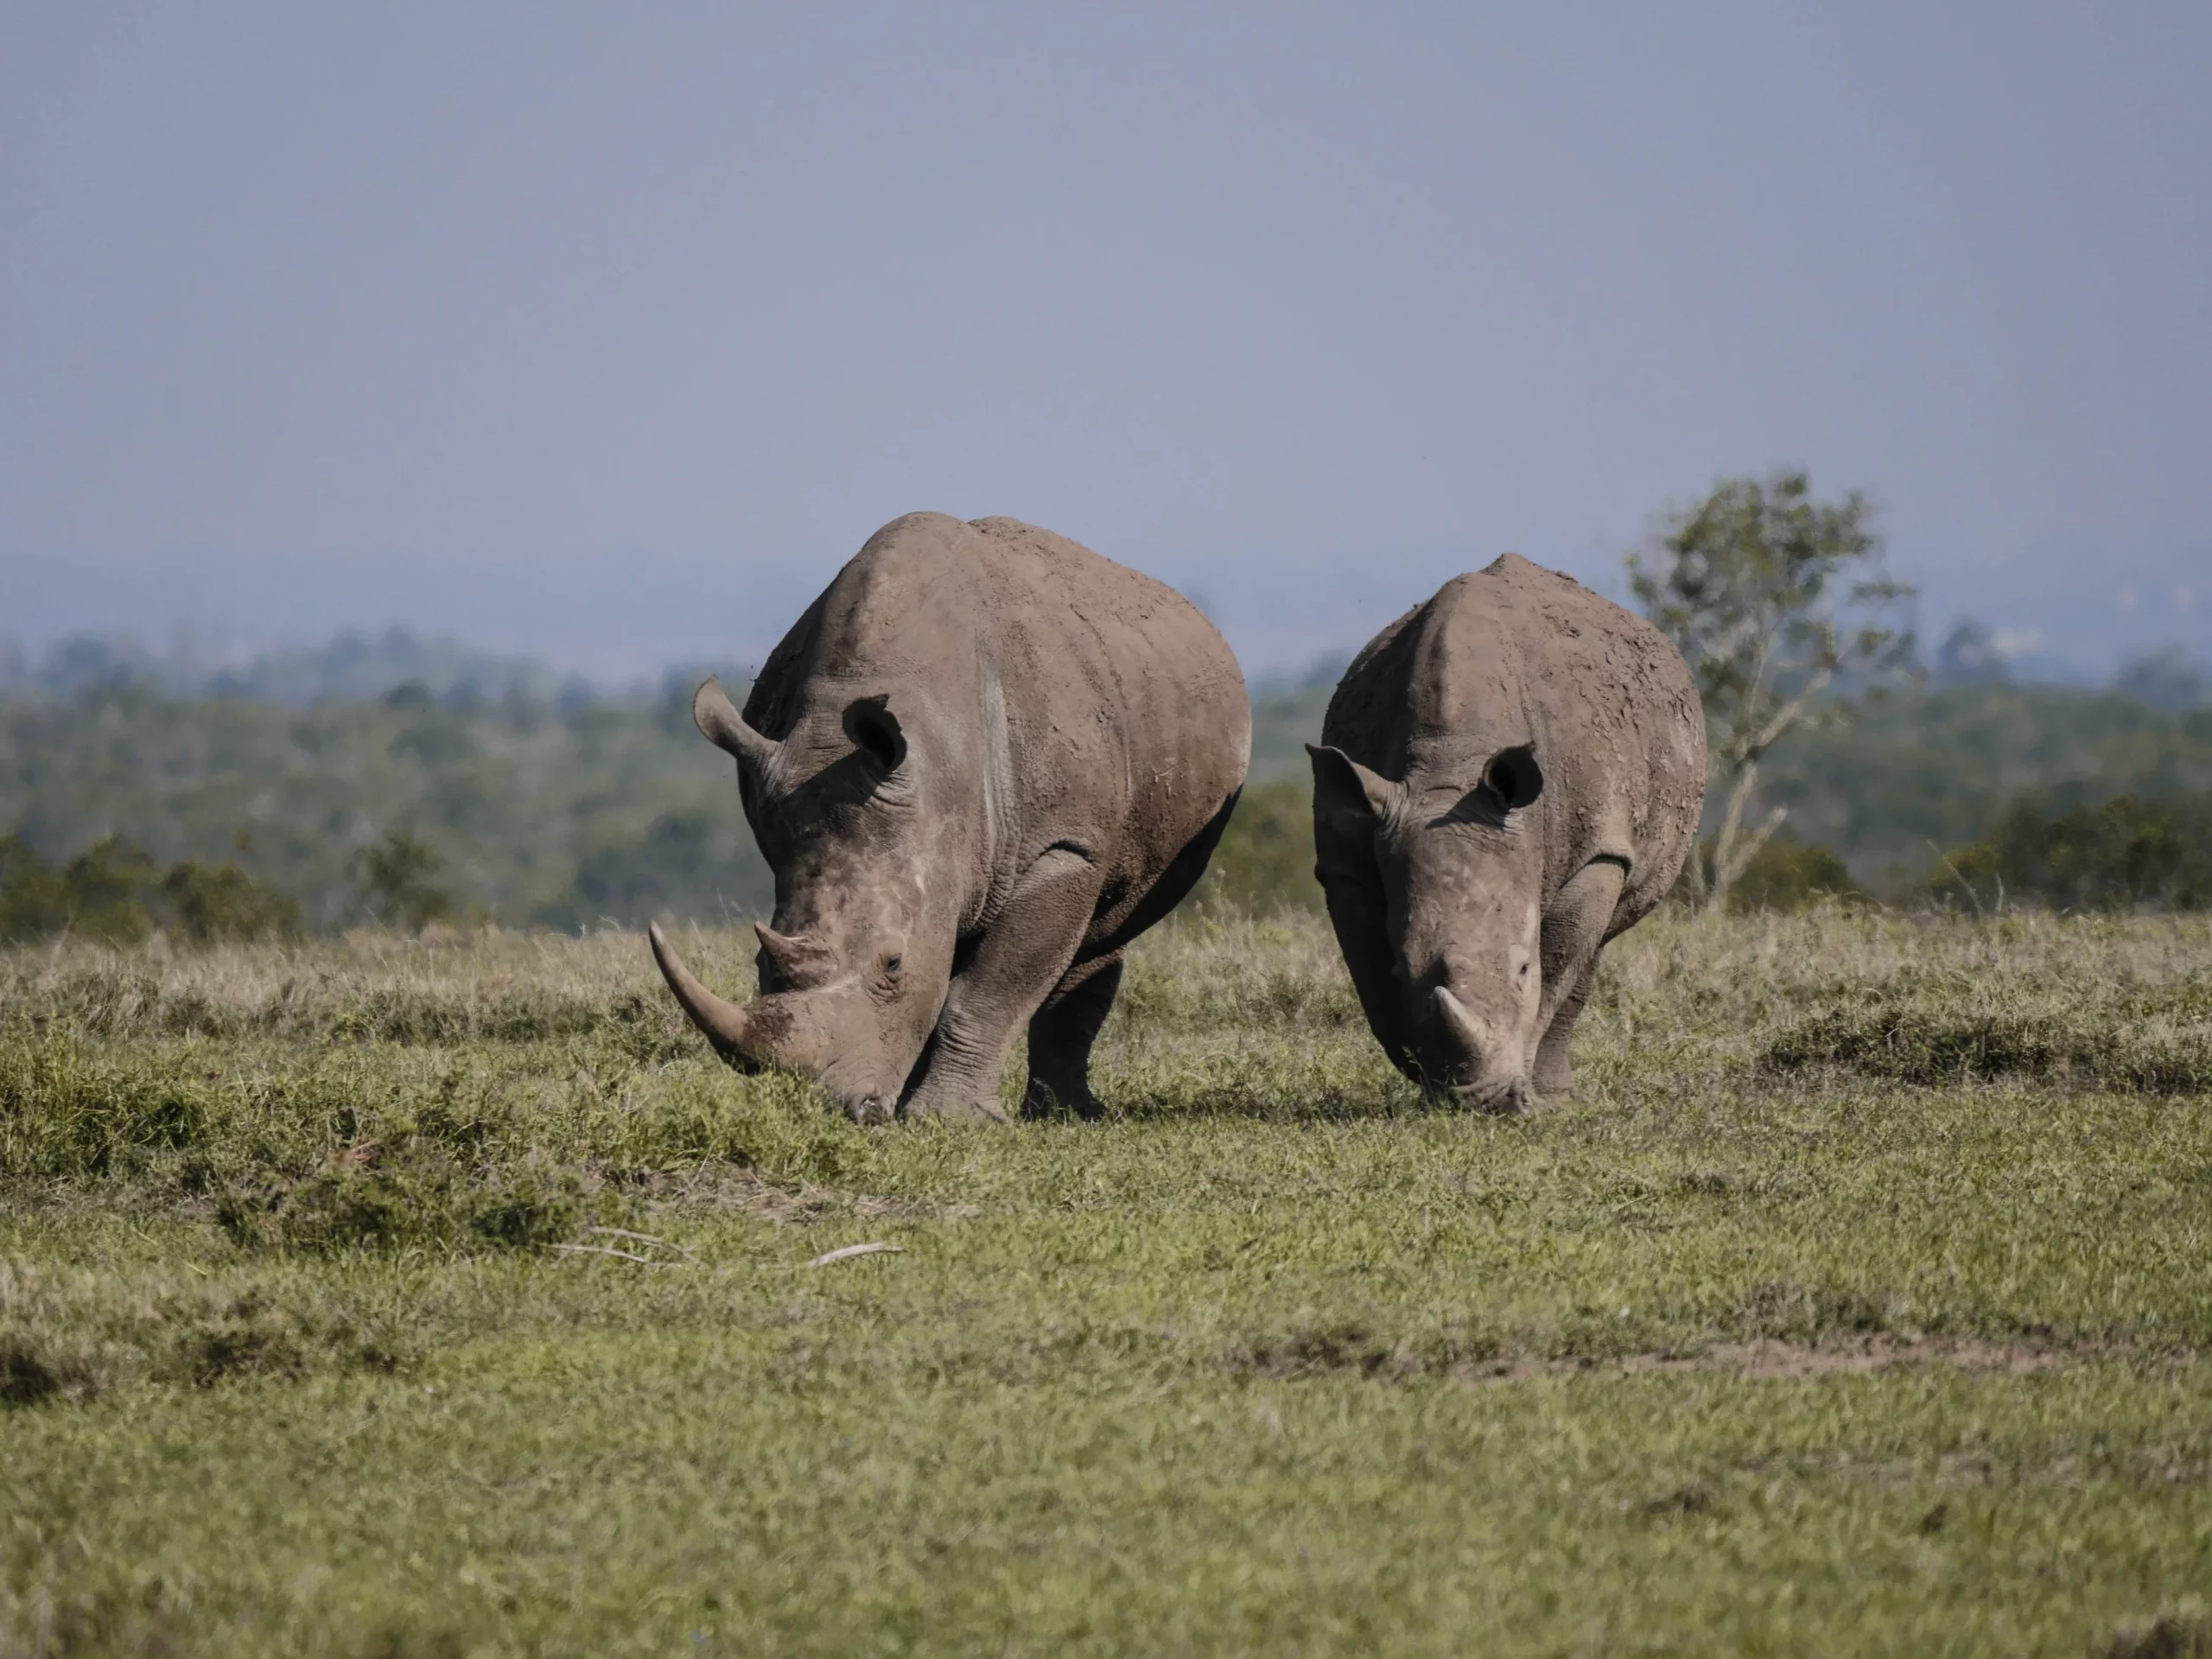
[651,512,1250,1122]
[1309,554,1705,1112]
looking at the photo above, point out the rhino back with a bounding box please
[1325,553,1703,920]
[747,512,1249,926]
[962,518,1249,928]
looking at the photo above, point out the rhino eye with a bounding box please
[883,954,903,977]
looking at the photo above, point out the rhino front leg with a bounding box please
[1022,955,1122,1120]
[1531,859,1626,1100]
[900,848,1103,1124]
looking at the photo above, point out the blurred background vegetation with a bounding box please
[3,612,2211,939]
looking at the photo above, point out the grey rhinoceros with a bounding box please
[1308,553,1704,1111]
[650,512,1250,1122]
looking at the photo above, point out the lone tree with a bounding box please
[1628,468,1916,912]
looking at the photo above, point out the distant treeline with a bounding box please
[11,619,2203,719]
[1752,682,2212,877]
[0,677,773,932]
[4,634,2212,936]
[0,625,754,715]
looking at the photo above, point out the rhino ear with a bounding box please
[1477,744,1543,813]
[842,694,906,773]
[1307,744,1400,832]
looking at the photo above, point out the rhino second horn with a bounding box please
[649,922,770,1068]
[753,922,817,982]
[692,676,779,773]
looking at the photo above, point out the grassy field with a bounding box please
[3,911,2211,1656]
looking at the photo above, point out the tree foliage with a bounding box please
[2113,646,2210,715]
[1629,469,1915,911]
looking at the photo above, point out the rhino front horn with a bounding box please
[649,922,772,1069]
[692,677,779,774]
[1432,985,1488,1063]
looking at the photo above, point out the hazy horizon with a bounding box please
[5,4,2209,680]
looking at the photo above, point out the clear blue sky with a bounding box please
[3,2,2207,678]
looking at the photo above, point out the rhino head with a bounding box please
[1308,740,1547,1112]
[650,677,966,1122]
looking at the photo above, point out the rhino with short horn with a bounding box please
[1308,553,1704,1110]
[651,512,1250,1122]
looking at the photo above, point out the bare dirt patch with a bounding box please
[1464,1334,2101,1384]
[1,1262,413,1408]
[1229,1319,2125,1386]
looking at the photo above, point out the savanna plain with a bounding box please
[3,910,2210,1656]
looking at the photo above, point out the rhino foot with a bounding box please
[898,1084,1010,1126]
[1531,1062,1575,1100]
[1426,1077,1538,1116]
[1020,1078,1106,1122]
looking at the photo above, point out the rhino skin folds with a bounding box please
[651,512,1250,1123]
[1309,553,1705,1111]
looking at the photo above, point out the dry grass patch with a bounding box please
[1764,991,2212,1092]
[0,1260,413,1407]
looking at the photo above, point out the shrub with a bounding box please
[0,833,304,945]
[1679,830,1860,913]
[0,1024,221,1179]
[352,830,454,931]
[1724,833,1860,913]
[54,835,160,945]
[1930,792,2212,912]
[161,860,305,943]
[0,835,66,941]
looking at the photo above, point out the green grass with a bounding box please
[4,912,2212,1656]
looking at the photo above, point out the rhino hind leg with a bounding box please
[1531,861,1628,1099]
[1023,955,1122,1120]
[1109,791,1240,944]
[900,848,1103,1123]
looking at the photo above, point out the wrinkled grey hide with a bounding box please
[1309,554,1704,1111]
[652,512,1250,1122]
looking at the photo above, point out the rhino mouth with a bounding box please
[1430,1075,1535,1116]
[842,1094,898,1126]
[650,923,860,1076]
[1419,985,1533,1113]
[652,924,927,1119]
